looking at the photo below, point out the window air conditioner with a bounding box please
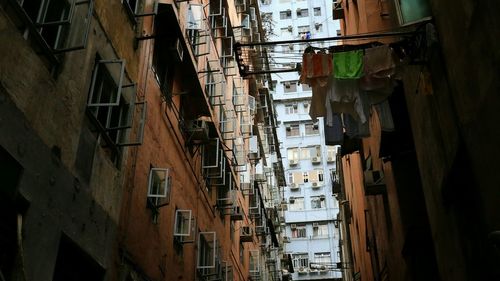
[291,224,297,229]
[327,156,334,162]
[312,222,319,228]
[289,159,298,166]
[312,182,319,188]
[312,157,321,163]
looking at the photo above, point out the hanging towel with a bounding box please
[300,52,333,86]
[333,50,364,79]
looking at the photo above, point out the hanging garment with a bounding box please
[360,45,397,103]
[324,113,344,146]
[333,50,364,79]
[325,77,367,126]
[309,84,328,122]
[374,100,395,132]
[343,91,371,139]
[300,52,333,86]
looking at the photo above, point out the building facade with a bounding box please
[0,0,285,281]
[260,0,342,280]
[333,1,500,281]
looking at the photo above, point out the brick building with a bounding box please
[0,0,285,281]
[333,1,500,281]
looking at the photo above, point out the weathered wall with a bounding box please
[0,0,142,279]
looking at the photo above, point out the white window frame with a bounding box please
[147,168,171,207]
[174,209,192,236]
[197,232,217,269]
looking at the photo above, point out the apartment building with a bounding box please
[260,0,342,280]
[333,1,500,281]
[0,0,284,280]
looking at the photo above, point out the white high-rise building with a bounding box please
[260,0,342,280]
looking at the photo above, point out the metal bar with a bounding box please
[235,30,420,48]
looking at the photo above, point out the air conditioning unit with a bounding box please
[311,182,320,188]
[185,120,209,141]
[289,197,295,203]
[240,226,253,242]
[296,8,302,13]
[289,159,298,166]
[327,156,334,163]
[298,267,307,274]
[290,224,297,229]
[290,183,299,190]
[312,156,321,164]
[283,236,291,243]
[231,206,244,220]
[312,222,319,228]
[248,152,260,160]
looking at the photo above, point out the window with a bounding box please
[287,148,299,161]
[285,104,298,115]
[305,122,319,135]
[303,172,309,183]
[280,10,292,19]
[6,0,93,63]
[283,81,297,93]
[187,4,207,57]
[146,168,171,217]
[318,169,324,182]
[280,27,291,35]
[327,146,337,159]
[174,209,192,237]
[249,250,260,274]
[197,232,217,269]
[314,7,321,16]
[122,0,141,22]
[314,252,332,264]
[293,253,309,268]
[285,124,300,137]
[395,0,432,25]
[291,224,307,238]
[205,61,225,108]
[311,197,326,209]
[289,197,304,211]
[297,25,310,37]
[296,8,308,17]
[86,58,145,165]
[52,235,105,281]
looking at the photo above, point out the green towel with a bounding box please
[333,50,364,79]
